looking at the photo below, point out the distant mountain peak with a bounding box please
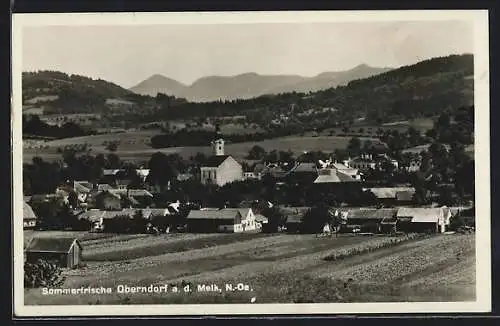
[130,65,393,102]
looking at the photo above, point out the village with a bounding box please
[23,129,475,270]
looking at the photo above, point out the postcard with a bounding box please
[12,10,491,316]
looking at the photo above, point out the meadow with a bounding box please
[23,131,379,164]
[23,231,475,305]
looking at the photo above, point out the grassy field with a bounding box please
[23,133,380,164]
[23,230,475,305]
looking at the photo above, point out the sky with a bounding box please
[21,20,474,88]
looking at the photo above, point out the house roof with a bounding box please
[24,202,37,220]
[97,190,121,200]
[314,168,359,183]
[285,215,303,224]
[116,179,132,186]
[108,189,153,198]
[396,190,415,201]
[347,208,397,220]
[103,169,124,176]
[74,181,93,193]
[97,184,113,191]
[25,237,80,253]
[144,208,169,217]
[186,209,242,220]
[290,162,317,173]
[396,207,445,223]
[331,163,349,170]
[79,208,153,222]
[280,206,310,223]
[136,169,150,178]
[254,214,268,223]
[177,173,193,181]
[367,187,416,199]
[202,155,231,167]
[224,208,252,218]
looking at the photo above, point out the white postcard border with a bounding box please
[11,10,491,316]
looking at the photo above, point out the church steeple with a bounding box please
[212,124,224,156]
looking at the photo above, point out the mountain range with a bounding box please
[130,64,392,102]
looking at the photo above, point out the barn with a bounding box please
[366,187,416,207]
[281,207,310,233]
[25,237,82,269]
[344,208,397,233]
[396,207,451,233]
[186,209,244,233]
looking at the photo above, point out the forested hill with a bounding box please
[311,53,474,122]
[21,70,153,115]
[22,54,473,125]
[145,53,474,125]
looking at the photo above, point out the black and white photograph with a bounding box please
[12,10,491,316]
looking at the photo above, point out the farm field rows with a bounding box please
[23,133,379,164]
[24,231,475,305]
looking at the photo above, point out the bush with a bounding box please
[24,259,66,288]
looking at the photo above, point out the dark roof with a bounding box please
[396,190,415,201]
[347,208,397,220]
[290,162,317,173]
[187,209,242,220]
[314,168,360,183]
[286,215,303,224]
[203,155,230,167]
[25,237,80,253]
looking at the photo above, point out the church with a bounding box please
[200,137,243,187]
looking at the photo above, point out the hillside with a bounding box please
[22,71,138,115]
[147,54,474,126]
[129,65,391,102]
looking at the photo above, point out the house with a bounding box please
[186,208,245,233]
[135,169,150,182]
[109,189,154,207]
[243,169,262,180]
[344,153,398,171]
[78,208,151,232]
[73,180,93,192]
[343,208,397,233]
[288,162,318,183]
[93,190,122,210]
[224,208,257,231]
[330,163,362,180]
[254,214,269,228]
[281,206,310,233]
[285,214,303,233]
[313,167,361,184]
[200,138,243,187]
[396,207,452,233]
[365,187,416,206]
[96,183,113,192]
[23,202,37,229]
[115,179,132,190]
[261,163,290,179]
[25,237,82,269]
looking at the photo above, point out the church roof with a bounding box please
[203,155,231,167]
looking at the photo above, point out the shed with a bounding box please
[345,208,397,233]
[23,202,38,229]
[396,207,451,233]
[25,237,82,269]
[186,209,244,233]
